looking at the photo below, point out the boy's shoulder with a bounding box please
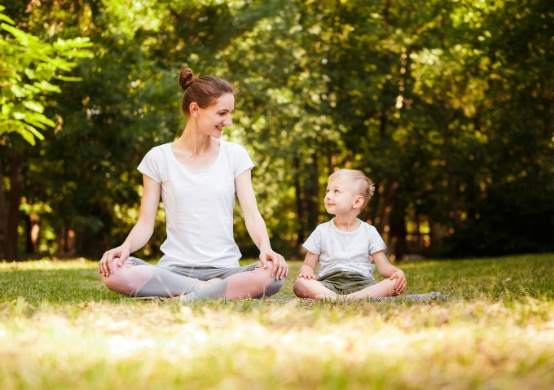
[359,221,382,236]
[358,220,376,229]
[315,219,334,231]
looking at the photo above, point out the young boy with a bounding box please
[293,169,407,301]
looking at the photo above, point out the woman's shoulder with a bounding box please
[220,139,247,153]
[149,142,172,152]
[143,142,172,158]
[219,140,253,167]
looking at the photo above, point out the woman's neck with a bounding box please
[174,127,215,154]
[171,129,220,169]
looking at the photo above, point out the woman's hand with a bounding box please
[259,250,288,280]
[98,245,130,277]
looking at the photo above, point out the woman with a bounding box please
[98,68,288,301]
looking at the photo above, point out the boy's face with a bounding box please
[324,176,361,216]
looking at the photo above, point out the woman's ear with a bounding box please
[189,102,199,116]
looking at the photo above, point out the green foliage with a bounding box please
[0,5,92,145]
[1,0,552,260]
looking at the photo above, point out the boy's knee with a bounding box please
[293,278,308,298]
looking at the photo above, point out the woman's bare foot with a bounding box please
[178,278,223,301]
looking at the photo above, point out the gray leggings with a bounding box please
[102,257,284,301]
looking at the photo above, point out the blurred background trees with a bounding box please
[1,0,552,261]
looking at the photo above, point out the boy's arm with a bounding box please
[297,251,319,280]
[372,250,407,294]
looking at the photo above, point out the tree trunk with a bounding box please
[293,155,305,257]
[306,150,320,236]
[0,156,7,258]
[389,197,407,261]
[24,213,40,255]
[6,151,23,260]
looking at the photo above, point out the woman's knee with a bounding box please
[264,275,285,297]
[101,261,155,296]
[102,274,132,295]
[250,260,285,297]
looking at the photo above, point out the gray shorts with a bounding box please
[163,262,259,280]
[318,270,378,295]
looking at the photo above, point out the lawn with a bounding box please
[1,254,553,389]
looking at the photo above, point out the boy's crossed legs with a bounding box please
[294,271,397,301]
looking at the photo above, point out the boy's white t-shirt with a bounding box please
[137,140,254,268]
[303,218,387,278]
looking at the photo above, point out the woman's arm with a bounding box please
[98,174,161,276]
[236,169,288,279]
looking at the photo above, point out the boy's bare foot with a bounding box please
[315,293,340,302]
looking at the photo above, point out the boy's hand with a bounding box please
[389,269,407,295]
[297,266,316,280]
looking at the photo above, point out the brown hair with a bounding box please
[329,169,375,210]
[179,68,235,116]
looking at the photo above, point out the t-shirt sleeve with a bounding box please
[303,226,322,255]
[368,225,387,255]
[232,143,255,178]
[137,146,164,183]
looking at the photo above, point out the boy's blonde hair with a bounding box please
[329,169,375,210]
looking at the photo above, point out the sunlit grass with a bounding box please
[1,254,553,389]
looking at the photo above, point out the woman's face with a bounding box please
[196,93,235,138]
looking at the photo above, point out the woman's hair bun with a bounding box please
[179,67,195,90]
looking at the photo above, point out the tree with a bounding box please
[0,5,91,259]
[2,0,552,261]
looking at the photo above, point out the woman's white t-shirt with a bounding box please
[137,140,254,268]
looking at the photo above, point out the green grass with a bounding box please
[1,254,553,389]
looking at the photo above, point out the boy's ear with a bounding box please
[353,195,365,209]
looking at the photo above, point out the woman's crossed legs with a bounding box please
[102,257,284,301]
